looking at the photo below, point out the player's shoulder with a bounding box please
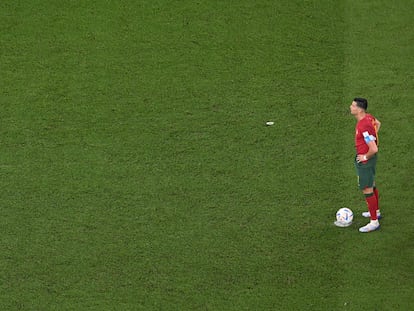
[365,113,376,121]
[361,114,376,124]
[357,115,374,129]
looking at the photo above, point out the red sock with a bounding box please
[365,193,378,220]
[373,187,379,210]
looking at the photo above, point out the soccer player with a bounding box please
[350,98,381,233]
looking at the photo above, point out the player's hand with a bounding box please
[356,154,367,163]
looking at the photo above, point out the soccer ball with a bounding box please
[336,208,353,225]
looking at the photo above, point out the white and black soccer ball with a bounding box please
[336,208,354,225]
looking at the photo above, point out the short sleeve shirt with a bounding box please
[355,114,378,155]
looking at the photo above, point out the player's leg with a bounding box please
[363,181,381,218]
[360,155,381,219]
[362,187,378,220]
[357,166,380,233]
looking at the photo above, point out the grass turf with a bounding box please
[1,0,413,310]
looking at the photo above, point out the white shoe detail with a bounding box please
[359,222,380,233]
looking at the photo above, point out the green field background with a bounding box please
[1,0,413,310]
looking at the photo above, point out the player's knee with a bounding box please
[362,187,374,195]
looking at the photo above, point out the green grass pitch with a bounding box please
[1,0,413,310]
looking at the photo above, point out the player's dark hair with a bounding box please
[354,97,368,110]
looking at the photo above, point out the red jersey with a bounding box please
[355,114,378,154]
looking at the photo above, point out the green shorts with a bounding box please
[355,154,377,190]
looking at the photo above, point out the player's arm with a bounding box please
[357,141,378,162]
[357,129,378,162]
[366,140,378,158]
